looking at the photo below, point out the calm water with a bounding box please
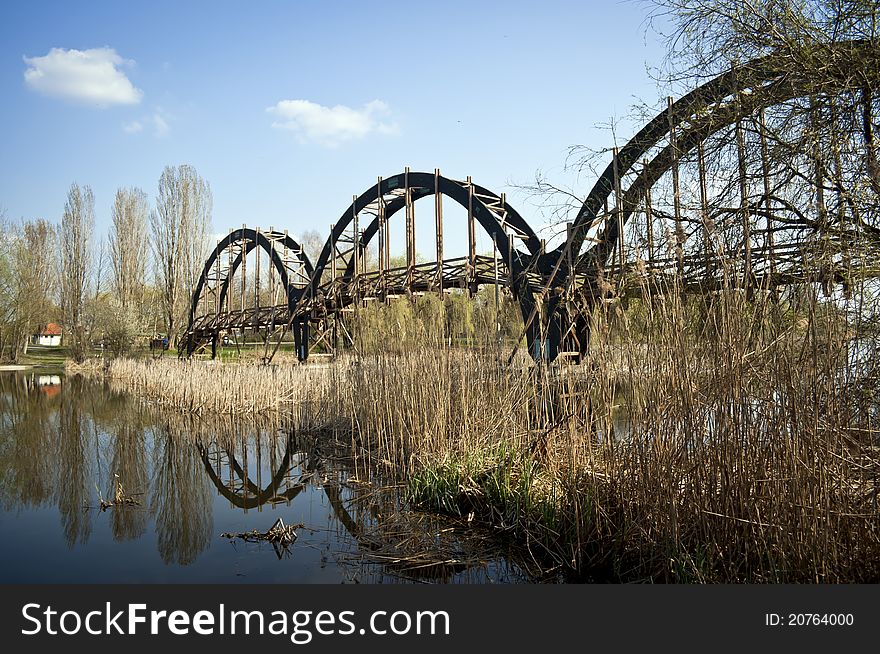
[0,371,529,583]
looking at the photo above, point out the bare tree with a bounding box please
[107,188,149,353]
[86,238,109,348]
[60,183,94,362]
[638,0,880,263]
[531,1,880,274]
[150,165,213,340]
[299,228,325,265]
[110,187,149,313]
[647,0,879,82]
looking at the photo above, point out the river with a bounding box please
[0,371,533,583]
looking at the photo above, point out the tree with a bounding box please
[15,220,56,356]
[648,0,879,80]
[60,183,94,362]
[150,165,212,340]
[502,1,880,359]
[536,1,880,286]
[108,187,149,354]
[110,187,149,313]
[85,238,110,352]
[299,229,324,266]
[0,210,14,358]
[640,0,880,275]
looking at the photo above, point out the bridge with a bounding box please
[184,40,880,362]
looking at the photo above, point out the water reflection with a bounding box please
[56,387,92,546]
[0,371,531,583]
[0,375,53,508]
[107,421,148,541]
[151,425,213,565]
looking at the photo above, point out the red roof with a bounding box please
[40,384,61,398]
[39,323,62,336]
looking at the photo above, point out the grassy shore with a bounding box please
[17,344,70,367]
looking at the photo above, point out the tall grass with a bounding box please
[103,287,880,581]
[105,358,335,420]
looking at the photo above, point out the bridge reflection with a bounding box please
[0,372,524,582]
[195,432,490,580]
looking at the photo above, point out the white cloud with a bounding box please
[152,111,169,137]
[23,47,142,107]
[267,99,398,146]
[121,109,171,137]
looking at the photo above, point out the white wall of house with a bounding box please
[33,334,61,346]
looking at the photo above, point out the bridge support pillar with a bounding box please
[467,177,477,297]
[545,306,563,363]
[211,334,218,360]
[293,320,310,362]
[531,289,592,365]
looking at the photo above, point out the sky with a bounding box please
[0,0,670,259]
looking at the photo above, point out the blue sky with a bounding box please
[0,0,668,258]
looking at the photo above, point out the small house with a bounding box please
[33,322,62,347]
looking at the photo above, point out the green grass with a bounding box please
[406,445,575,563]
[19,344,156,367]
[20,345,69,367]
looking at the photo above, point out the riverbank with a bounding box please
[0,344,69,369]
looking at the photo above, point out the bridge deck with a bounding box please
[187,239,877,340]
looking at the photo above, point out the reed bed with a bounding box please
[338,289,880,582]
[102,287,880,582]
[105,358,336,419]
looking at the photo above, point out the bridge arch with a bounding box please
[565,39,880,271]
[198,438,361,537]
[185,228,313,354]
[341,175,540,281]
[311,171,541,284]
[540,39,880,361]
[183,42,880,364]
[198,437,312,510]
[307,170,545,352]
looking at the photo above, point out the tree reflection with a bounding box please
[0,372,524,581]
[107,421,148,541]
[150,422,213,565]
[0,373,56,509]
[55,376,93,547]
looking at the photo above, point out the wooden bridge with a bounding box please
[183,40,880,362]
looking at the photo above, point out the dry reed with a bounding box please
[101,287,880,582]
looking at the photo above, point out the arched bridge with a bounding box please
[184,40,880,362]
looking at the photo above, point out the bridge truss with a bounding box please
[184,40,880,363]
